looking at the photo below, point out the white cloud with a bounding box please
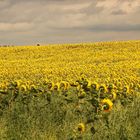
[96,0,140,14]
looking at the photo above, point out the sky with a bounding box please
[0,0,140,45]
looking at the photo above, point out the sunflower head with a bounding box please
[116,81,122,88]
[82,79,88,88]
[91,82,99,90]
[137,84,140,90]
[77,123,85,133]
[86,80,91,88]
[78,90,86,99]
[26,80,31,85]
[101,99,113,112]
[70,81,79,87]
[60,81,67,90]
[20,85,27,92]
[47,82,54,91]
[76,84,82,91]
[0,82,7,90]
[129,82,134,89]
[123,85,129,93]
[43,79,48,85]
[13,80,22,87]
[65,82,70,90]
[99,84,107,93]
[25,83,30,90]
[107,83,114,91]
[53,83,60,91]
[109,92,117,101]
[30,84,37,92]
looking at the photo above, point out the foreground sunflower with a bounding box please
[101,99,113,112]
[77,123,85,133]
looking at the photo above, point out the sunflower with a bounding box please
[20,85,27,92]
[101,99,113,112]
[70,81,79,87]
[86,80,91,88]
[123,85,129,93]
[0,83,7,90]
[76,84,82,91]
[65,82,70,90]
[30,84,37,92]
[78,90,86,99]
[77,123,85,133]
[53,83,60,91]
[99,84,107,93]
[91,82,99,90]
[43,79,48,85]
[13,80,22,87]
[129,82,134,89]
[60,81,67,90]
[109,92,117,101]
[107,83,114,92]
[47,82,54,91]
[117,82,122,90]
[25,82,30,90]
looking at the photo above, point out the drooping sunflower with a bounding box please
[101,99,113,112]
[77,123,85,133]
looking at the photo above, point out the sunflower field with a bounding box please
[0,41,140,140]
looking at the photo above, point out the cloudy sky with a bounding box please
[0,0,140,45]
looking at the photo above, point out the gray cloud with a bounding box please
[54,24,140,32]
[0,0,140,45]
[111,10,127,15]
